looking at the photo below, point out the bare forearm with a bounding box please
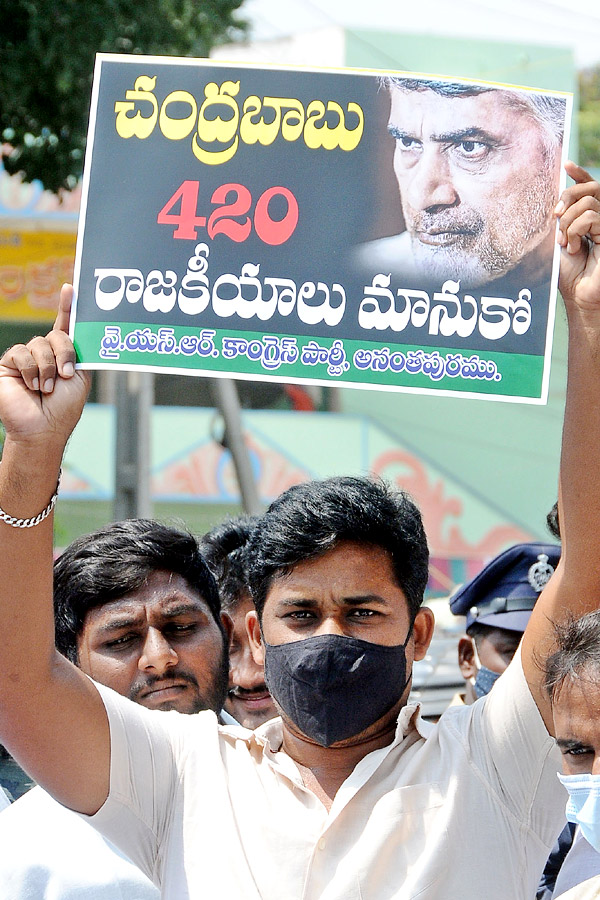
[0,436,64,679]
[559,308,600,602]
[524,310,600,656]
[522,164,600,729]
[0,293,110,812]
[0,435,110,813]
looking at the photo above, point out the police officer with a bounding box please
[450,543,561,705]
[449,541,570,899]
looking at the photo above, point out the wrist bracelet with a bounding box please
[0,469,61,529]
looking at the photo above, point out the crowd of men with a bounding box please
[1,161,600,899]
[0,516,276,897]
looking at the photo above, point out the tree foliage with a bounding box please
[579,65,600,170]
[0,0,247,193]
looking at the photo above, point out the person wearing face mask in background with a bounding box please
[449,543,561,705]
[543,610,600,899]
[450,541,576,900]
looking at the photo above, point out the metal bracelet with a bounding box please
[0,470,61,528]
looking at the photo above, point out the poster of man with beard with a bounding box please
[355,76,566,293]
[71,58,570,403]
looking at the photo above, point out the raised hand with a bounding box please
[0,284,90,447]
[556,161,600,311]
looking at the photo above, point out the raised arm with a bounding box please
[0,285,110,813]
[522,162,600,731]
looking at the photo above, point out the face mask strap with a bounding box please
[467,638,482,686]
[398,616,418,696]
[403,616,415,649]
[469,639,502,698]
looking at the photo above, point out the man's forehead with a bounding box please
[554,702,600,749]
[264,541,409,607]
[554,672,600,717]
[482,625,523,647]
[84,580,208,628]
[271,593,402,610]
[389,86,530,132]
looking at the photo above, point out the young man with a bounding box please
[0,161,598,899]
[52,518,229,715]
[201,516,278,729]
[0,519,230,899]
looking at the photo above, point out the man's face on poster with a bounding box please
[387,85,561,288]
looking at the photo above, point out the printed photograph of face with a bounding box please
[360,78,566,291]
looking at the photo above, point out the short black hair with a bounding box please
[246,476,429,620]
[544,611,600,704]
[546,501,561,540]
[466,621,494,645]
[54,519,222,663]
[466,621,523,646]
[200,515,259,612]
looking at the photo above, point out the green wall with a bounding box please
[340,30,575,542]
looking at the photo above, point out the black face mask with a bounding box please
[263,627,413,747]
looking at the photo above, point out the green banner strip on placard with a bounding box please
[73,321,544,399]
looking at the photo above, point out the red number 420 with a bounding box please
[156,180,299,246]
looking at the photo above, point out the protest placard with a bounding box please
[71,54,572,402]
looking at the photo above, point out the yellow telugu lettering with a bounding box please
[240,97,305,146]
[113,75,365,159]
[192,81,240,165]
[159,91,198,141]
[114,75,158,139]
[303,100,364,151]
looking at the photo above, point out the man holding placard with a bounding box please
[0,159,598,898]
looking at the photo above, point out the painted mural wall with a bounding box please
[61,404,534,593]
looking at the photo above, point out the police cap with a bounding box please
[449,542,561,633]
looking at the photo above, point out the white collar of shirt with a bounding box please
[218,709,241,727]
[251,700,430,754]
[232,701,432,821]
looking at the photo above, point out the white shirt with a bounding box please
[0,786,10,812]
[553,875,600,900]
[0,785,158,899]
[553,829,600,898]
[86,649,564,900]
